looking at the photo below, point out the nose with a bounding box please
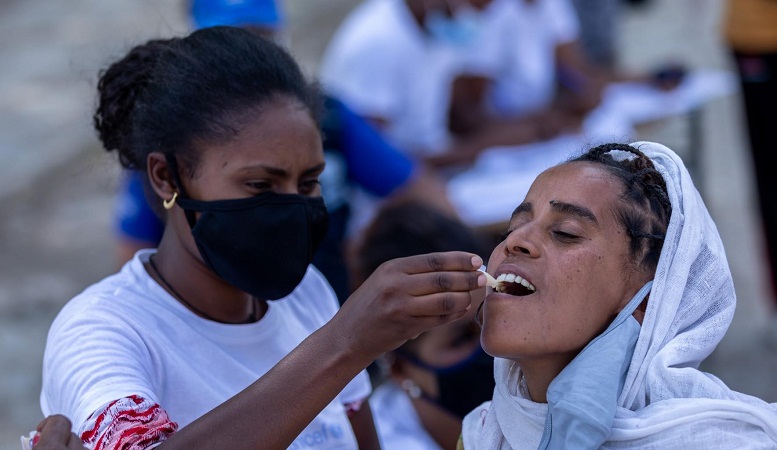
[503,224,539,257]
[276,181,299,195]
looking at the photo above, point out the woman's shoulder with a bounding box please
[50,251,161,332]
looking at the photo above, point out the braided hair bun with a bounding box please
[94,39,176,170]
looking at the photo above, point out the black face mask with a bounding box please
[175,192,328,300]
[402,347,495,418]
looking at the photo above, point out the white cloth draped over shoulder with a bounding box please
[462,141,777,449]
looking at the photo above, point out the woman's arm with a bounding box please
[163,322,377,449]
[36,252,483,450]
[157,251,484,450]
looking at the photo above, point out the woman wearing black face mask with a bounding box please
[35,27,485,450]
[353,201,495,450]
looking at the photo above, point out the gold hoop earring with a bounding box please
[163,192,178,210]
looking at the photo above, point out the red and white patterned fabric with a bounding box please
[80,395,177,450]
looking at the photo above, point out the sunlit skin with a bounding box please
[147,97,324,324]
[481,162,652,402]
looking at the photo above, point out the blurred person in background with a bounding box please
[320,0,562,168]
[114,0,454,303]
[35,26,485,450]
[351,201,495,450]
[453,0,599,128]
[320,0,683,170]
[569,0,620,69]
[114,172,164,263]
[569,0,661,70]
[723,0,777,345]
[451,0,685,137]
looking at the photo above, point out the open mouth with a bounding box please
[494,273,536,296]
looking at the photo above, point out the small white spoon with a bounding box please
[478,265,499,289]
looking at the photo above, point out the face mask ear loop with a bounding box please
[164,154,197,229]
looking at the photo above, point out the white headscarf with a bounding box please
[462,141,777,449]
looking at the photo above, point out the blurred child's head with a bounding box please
[353,200,495,420]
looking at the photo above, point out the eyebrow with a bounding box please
[242,162,326,178]
[510,202,532,221]
[510,200,599,226]
[549,200,599,225]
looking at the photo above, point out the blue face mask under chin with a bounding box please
[424,6,483,48]
[538,281,654,450]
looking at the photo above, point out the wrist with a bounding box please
[316,319,377,372]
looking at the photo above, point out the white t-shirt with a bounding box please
[319,0,470,157]
[41,249,371,449]
[370,381,443,450]
[467,0,581,117]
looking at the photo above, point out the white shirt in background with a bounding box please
[320,0,472,157]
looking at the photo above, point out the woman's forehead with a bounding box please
[523,163,623,216]
[535,162,619,195]
[195,99,323,169]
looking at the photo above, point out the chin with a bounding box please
[480,327,514,360]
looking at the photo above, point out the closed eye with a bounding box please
[553,230,581,242]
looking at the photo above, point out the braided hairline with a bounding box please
[570,143,672,271]
[625,168,672,239]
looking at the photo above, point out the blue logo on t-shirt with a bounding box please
[289,422,346,449]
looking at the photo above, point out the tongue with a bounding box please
[504,282,534,296]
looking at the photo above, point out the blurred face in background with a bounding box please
[390,286,495,419]
[422,0,492,47]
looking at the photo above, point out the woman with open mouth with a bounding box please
[463,141,777,449]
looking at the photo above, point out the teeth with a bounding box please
[479,267,536,292]
[492,272,536,293]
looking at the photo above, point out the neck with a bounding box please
[518,357,575,403]
[149,234,267,324]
